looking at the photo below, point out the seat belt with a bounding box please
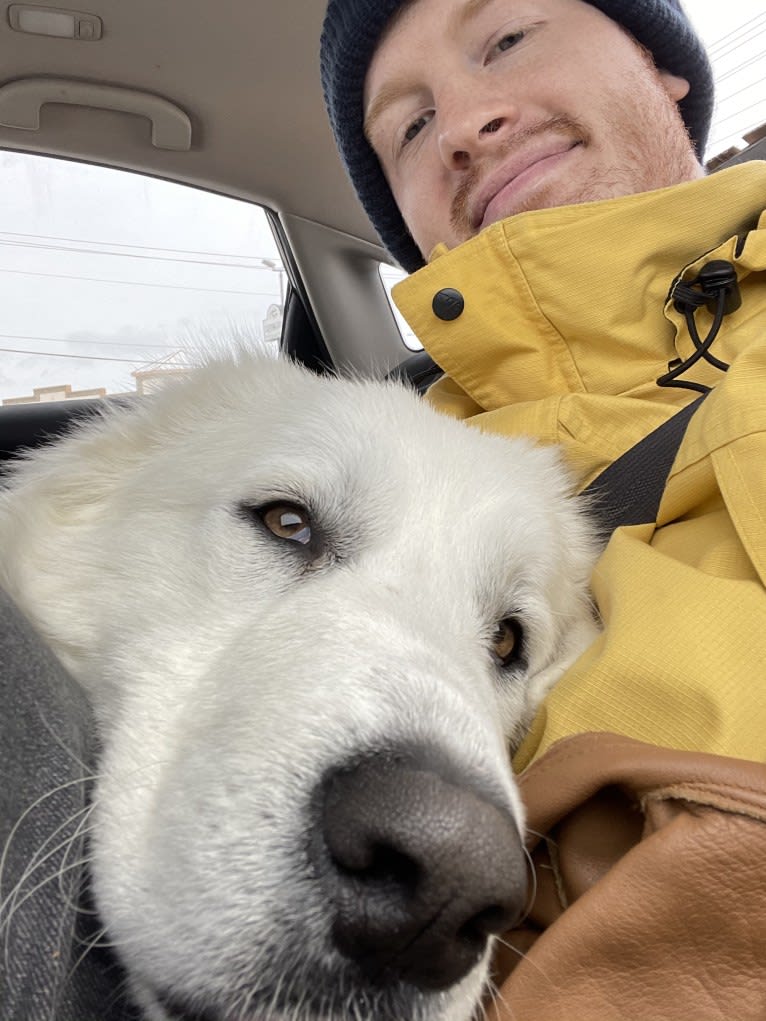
[582,395,706,537]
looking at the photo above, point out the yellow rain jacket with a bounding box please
[393,161,766,1020]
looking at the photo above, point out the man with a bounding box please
[321,2,766,1018]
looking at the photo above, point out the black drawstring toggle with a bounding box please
[659,260,740,395]
[675,260,742,317]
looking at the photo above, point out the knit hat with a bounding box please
[320,0,715,272]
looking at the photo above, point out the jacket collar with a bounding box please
[392,163,766,412]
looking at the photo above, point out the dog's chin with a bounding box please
[138,958,485,1021]
[144,991,468,1021]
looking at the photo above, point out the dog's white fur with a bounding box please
[0,355,598,1021]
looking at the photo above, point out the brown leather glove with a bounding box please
[488,733,766,1021]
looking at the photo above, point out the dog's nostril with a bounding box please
[316,747,527,992]
[332,841,421,895]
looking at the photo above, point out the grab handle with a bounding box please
[0,77,192,151]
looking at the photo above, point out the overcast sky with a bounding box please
[0,157,285,400]
[1,0,765,402]
[686,0,766,153]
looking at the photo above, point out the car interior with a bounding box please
[1,3,765,1019]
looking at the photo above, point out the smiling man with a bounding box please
[322,0,713,269]
[362,0,703,258]
[320,2,766,1020]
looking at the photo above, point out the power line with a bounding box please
[713,47,766,86]
[0,237,284,272]
[0,266,279,297]
[708,96,766,131]
[0,346,196,366]
[0,228,280,264]
[0,332,180,351]
[706,12,766,55]
[707,14,766,59]
[713,76,766,110]
[707,12,763,50]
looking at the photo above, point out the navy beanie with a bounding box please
[320,0,715,272]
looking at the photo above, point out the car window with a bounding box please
[379,264,422,352]
[0,151,285,405]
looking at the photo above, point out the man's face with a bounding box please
[364,0,703,260]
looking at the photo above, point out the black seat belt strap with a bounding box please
[583,395,706,536]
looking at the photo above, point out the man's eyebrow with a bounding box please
[364,77,421,144]
[364,0,500,143]
[452,0,498,31]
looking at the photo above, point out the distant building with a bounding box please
[2,382,108,406]
[131,350,193,394]
[132,367,189,395]
[2,351,194,406]
[706,121,766,173]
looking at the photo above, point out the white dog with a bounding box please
[0,355,598,1021]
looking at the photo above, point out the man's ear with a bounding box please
[659,71,691,102]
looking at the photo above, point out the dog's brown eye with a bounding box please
[262,503,312,545]
[491,618,523,668]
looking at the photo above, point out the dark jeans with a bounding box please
[0,587,136,1021]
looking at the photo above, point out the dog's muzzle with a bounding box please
[314,745,527,991]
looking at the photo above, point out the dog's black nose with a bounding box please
[316,748,527,991]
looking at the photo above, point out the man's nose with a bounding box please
[437,96,520,170]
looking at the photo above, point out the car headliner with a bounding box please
[0,0,377,247]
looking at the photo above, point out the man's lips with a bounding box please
[471,139,582,230]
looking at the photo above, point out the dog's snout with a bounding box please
[316,749,527,991]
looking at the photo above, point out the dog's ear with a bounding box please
[0,404,152,678]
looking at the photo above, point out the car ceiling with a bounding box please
[0,0,379,248]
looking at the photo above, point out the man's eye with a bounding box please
[491,30,525,57]
[402,113,430,147]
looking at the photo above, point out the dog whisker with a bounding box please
[519,842,539,923]
[1,855,92,934]
[0,793,95,983]
[101,971,142,1017]
[73,921,119,951]
[482,974,518,1021]
[0,810,94,925]
[56,803,98,905]
[0,775,95,902]
[523,826,552,844]
[493,931,554,987]
[66,921,117,986]
[35,707,96,777]
[1,853,94,989]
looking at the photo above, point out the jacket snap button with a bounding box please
[432,288,465,321]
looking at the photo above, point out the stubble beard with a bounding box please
[448,64,701,244]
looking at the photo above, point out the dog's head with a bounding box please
[0,355,598,1021]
